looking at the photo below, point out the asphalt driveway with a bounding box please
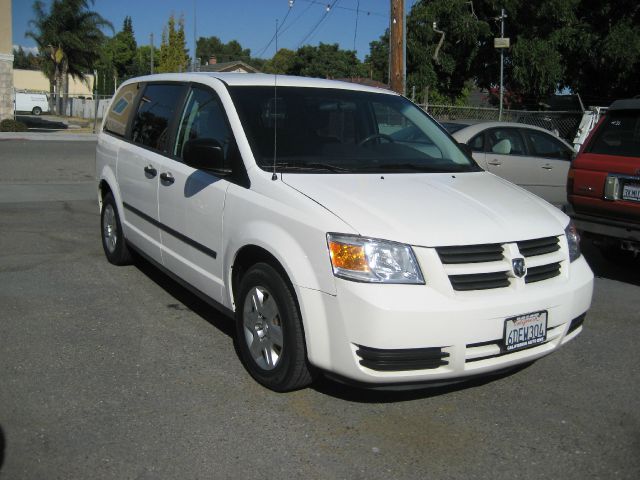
[0,138,638,479]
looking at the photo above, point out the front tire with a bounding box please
[32,106,42,115]
[101,192,133,266]
[235,263,315,392]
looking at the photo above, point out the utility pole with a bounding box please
[150,33,154,74]
[498,8,506,121]
[389,0,405,94]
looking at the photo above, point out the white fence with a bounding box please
[63,97,111,120]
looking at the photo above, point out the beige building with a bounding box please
[14,69,96,97]
[0,0,13,120]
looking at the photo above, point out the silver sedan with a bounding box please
[450,122,576,207]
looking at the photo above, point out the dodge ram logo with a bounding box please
[512,258,527,278]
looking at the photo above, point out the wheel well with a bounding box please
[98,180,112,210]
[231,245,293,305]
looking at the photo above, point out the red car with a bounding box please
[567,99,640,260]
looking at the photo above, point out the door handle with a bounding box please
[488,160,502,166]
[143,165,157,177]
[541,164,553,170]
[160,172,175,185]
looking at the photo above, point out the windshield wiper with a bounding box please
[361,163,443,172]
[265,162,354,173]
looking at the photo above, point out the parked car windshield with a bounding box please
[588,110,640,158]
[228,86,479,173]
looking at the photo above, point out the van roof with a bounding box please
[122,72,398,96]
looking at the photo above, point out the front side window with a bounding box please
[228,86,479,174]
[131,83,185,152]
[174,87,233,160]
[523,129,572,160]
[588,110,640,158]
[469,133,485,152]
[104,82,138,137]
[487,128,526,155]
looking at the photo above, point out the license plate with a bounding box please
[622,183,640,202]
[503,311,547,352]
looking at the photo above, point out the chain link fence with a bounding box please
[421,104,584,144]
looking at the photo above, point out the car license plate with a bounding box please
[504,311,547,352]
[622,183,640,202]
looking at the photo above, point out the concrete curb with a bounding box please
[0,132,97,142]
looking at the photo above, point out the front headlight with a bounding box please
[326,233,425,284]
[565,221,581,262]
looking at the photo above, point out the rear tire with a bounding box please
[235,263,315,392]
[101,192,133,266]
[32,106,42,116]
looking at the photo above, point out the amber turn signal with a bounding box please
[328,241,370,272]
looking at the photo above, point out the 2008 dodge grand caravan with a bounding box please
[97,73,594,391]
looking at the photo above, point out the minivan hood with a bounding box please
[282,172,567,246]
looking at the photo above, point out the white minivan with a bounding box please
[15,92,50,115]
[96,73,594,391]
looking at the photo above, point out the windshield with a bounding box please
[228,86,480,173]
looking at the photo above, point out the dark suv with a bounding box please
[567,99,640,260]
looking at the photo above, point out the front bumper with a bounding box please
[298,254,593,385]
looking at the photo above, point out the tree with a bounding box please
[111,16,138,78]
[157,15,189,73]
[288,43,365,79]
[263,48,296,74]
[405,0,490,104]
[195,36,252,65]
[564,0,640,104]
[26,0,112,113]
[12,47,41,70]
[135,45,158,76]
[365,31,389,84]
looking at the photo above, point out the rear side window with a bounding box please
[131,83,185,152]
[523,129,572,160]
[588,111,640,157]
[104,82,138,137]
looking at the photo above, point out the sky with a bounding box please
[12,0,419,61]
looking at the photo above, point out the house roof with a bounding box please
[198,61,260,74]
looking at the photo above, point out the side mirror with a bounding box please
[457,141,474,158]
[183,138,231,175]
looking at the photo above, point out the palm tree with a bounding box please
[26,0,112,114]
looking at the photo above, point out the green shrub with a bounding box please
[0,119,28,132]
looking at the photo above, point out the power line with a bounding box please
[297,0,340,48]
[297,0,386,18]
[255,2,295,58]
[279,0,316,36]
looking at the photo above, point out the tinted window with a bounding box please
[174,87,233,160]
[487,128,526,155]
[131,83,185,152]
[523,129,572,160]
[104,82,138,137]
[588,111,640,158]
[228,86,478,174]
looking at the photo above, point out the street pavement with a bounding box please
[0,138,638,479]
